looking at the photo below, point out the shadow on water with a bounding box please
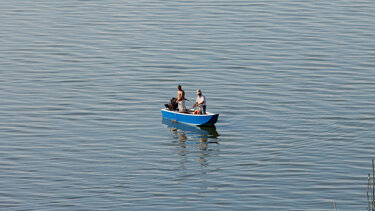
[162,118,219,140]
[162,118,220,168]
[162,118,219,146]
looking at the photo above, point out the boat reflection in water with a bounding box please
[162,118,219,148]
[162,118,220,167]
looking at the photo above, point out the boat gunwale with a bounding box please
[161,108,218,117]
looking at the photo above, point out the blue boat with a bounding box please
[161,109,219,126]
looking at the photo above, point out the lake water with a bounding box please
[1,0,375,210]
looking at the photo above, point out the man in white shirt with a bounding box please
[193,89,206,114]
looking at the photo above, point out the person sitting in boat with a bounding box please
[175,84,187,112]
[193,89,206,114]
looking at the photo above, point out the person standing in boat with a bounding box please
[193,89,206,114]
[175,84,186,112]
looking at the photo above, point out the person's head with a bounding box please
[177,84,182,90]
[197,89,202,96]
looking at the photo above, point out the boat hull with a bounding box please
[161,109,219,126]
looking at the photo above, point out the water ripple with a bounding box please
[1,0,375,210]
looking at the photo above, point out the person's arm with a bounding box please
[196,97,205,106]
[193,96,199,107]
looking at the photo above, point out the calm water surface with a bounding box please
[1,0,375,210]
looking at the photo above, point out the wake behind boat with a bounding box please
[161,108,219,126]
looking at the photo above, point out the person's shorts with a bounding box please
[178,100,186,112]
[199,105,206,114]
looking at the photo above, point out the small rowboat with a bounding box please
[161,108,219,126]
